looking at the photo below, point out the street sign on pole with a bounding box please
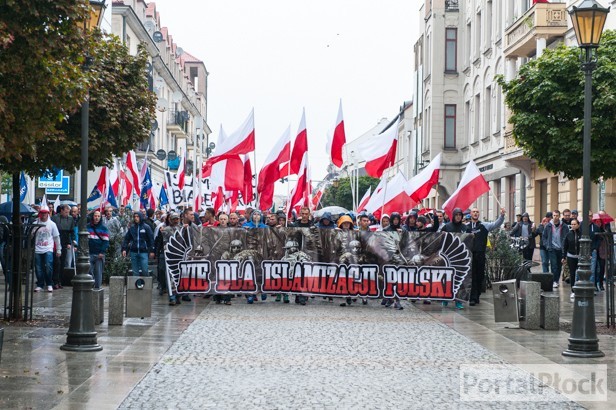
[38,170,64,188]
[45,176,70,195]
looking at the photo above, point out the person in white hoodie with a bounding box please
[33,204,61,292]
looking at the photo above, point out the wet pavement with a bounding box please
[0,272,614,409]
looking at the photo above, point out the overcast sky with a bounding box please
[150,0,420,184]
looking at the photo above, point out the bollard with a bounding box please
[108,277,124,325]
[519,281,540,330]
[91,288,104,325]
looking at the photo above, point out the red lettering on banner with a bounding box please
[215,261,257,293]
[178,261,210,292]
[382,265,455,299]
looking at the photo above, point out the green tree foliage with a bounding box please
[0,1,156,176]
[320,176,380,210]
[498,30,616,181]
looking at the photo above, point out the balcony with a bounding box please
[167,110,189,135]
[504,2,568,58]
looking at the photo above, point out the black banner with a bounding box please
[165,227,473,301]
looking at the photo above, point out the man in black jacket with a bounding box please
[467,207,505,305]
[121,212,154,277]
[51,204,75,288]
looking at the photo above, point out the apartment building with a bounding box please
[411,0,615,221]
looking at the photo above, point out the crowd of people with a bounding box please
[6,200,612,310]
[507,208,614,301]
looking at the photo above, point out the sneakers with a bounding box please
[570,292,575,301]
[455,301,464,310]
[362,298,368,305]
[441,301,448,307]
[261,294,267,301]
[47,286,53,293]
[181,295,192,302]
[394,301,403,310]
[283,294,289,303]
[423,300,431,305]
[275,294,282,302]
[34,287,43,292]
[553,282,559,289]
[247,295,255,304]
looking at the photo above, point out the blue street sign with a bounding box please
[38,169,64,188]
[45,176,70,195]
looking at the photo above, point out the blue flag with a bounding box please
[140,166,153,209]
[19,172,28,202]
[159,184,169,208]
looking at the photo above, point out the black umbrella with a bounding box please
[0,201,37,216]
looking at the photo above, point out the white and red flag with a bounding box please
[365,171,416,219]
[257,126,291,211]
[355,120,398,178]
[208,109,255,164]
[442,160,490,218]
[408,153,441,203]
[326,100,346,168]
[289,109,308,176]
[287,154,311,216]
[242,154,254,205]
[177,155,186,191]
[125,150,141,197]
[193,162,202,212]
[357,186,372,212]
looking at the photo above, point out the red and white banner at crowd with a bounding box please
[165,227,473,301]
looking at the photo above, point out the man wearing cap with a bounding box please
[33,205,61,292]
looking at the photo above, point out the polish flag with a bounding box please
[355,120,398,178]
[177,155,186,191]
[311,188,323,209]
[208,109,255,164]
[365,172,416,218]
[121,171,133,206]
[442,160,490,219]
[109,159,120,196]
[242,154,254,205]
[326,100,346,168]
[289,109,308,176]
[257,126,291,211]
[125,151,141,197]
[408,153,441,202]
[357,186,372,212]
[288,154,311,216]
[193,163,202,212]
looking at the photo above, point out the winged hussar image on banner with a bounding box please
[165,227,474,301]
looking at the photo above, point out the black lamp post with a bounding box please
[563,0,609,358]
[61,0,107,353]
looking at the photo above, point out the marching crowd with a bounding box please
[7,201,612,310]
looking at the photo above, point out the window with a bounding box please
[475,12,482,58]
[444,104,456,148]
[466,22,472,66]
[474,94,481,142]
[484,85,492,138]
[445,28,457,72]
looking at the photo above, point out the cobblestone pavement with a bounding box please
[119,300,581,409]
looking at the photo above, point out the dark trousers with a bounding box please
[53,246,69,286]
[548,249,563,282]
[470,251,486,303]
[567,257,579,288]
[522,246,534,262]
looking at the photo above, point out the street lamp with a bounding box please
[563,0,609,358]
[61,0,107,353]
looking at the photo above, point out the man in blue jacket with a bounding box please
[121,211,155,276]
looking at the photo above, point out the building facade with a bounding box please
[410,0,615,222]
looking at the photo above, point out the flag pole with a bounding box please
[491,189,502,209]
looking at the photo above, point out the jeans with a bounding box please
[540,249,549,273]
[130,252,149,276]
[89,254,105,289]
[548,249,563,282]
[591,249,597,284]
[34,252,54,288]
[567,257,579,288]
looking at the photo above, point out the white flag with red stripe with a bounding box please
[408,153,441,203]
[442,160,490,219]
[287,154,311,216]
[357,186,372,212]
[125,150,141,197]
[289,108,308,176]
[365,171,416,218]
[193,163,202,212]
[355,120,398,178]
[177,155,186,191]
[326,100,346,168]
[257,126,291,211]
[208,109,255,165]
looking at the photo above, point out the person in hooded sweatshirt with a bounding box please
[122,211,155,276]
[243,210,267,228]
[384,212,402,232]
[316,212,335,229]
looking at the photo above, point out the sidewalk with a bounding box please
[0,276,614,409]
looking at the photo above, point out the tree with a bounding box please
[320,176,380,210]
[498,30,616,181]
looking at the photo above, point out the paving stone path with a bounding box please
[119,300,581,409]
